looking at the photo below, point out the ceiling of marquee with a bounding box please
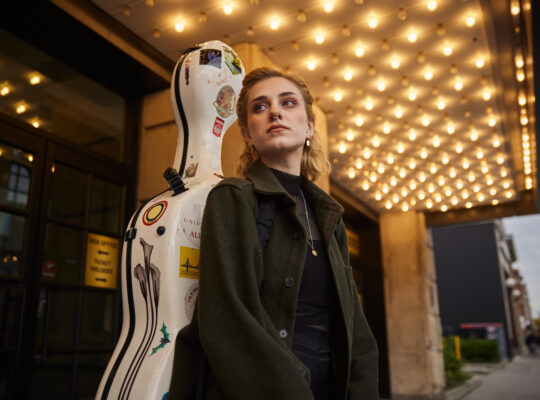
[89,0,535,214]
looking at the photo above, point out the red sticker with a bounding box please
[212,117,225,137]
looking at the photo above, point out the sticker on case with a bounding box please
[223,48,242,75]
[142,201,167,226]
[212,117,225,137]
[213,85,236,118]
[179,246,200,279]
[199,49,222,68]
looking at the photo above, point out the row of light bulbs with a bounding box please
[509,5,535,191]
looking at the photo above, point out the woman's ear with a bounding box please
[307,120,315,138]
[241,127,253,146]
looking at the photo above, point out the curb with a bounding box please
[445,376,482,400]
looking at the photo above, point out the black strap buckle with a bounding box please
[163,167,187,196]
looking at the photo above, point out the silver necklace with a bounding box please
[299,189,318,257]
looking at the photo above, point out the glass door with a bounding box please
[0,118,133,400]
[0,121,46,400]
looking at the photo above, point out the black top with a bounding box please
[270,168,337,329]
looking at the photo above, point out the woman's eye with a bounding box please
[253,103,267,112]
[282,99,297,107]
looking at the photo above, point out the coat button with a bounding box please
[279,329,288,339]
[299,365,308,376]
[293,231,301,240]
[284,277,294,287]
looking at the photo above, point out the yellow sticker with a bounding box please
[85,233,119,289]
[179,246,200,279]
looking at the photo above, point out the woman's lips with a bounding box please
[267,124,288,133]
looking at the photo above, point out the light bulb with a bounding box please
[427,1,437,11]
[315,31,325,44]
[365,97,374,110]
[355,45,365,57]
[0,85,9,96]
[344,70,353,81]
[377,78,386,91]
[515,53,524,68]
[408,29,418,43]
[424,68,433,80]
[408,87,417,101]
[391,56,400,69]
[323,1,334,12]
[270,16,280,30]
[346,129,355,141]
[443,44,452,56]
[333,91,343,102]
[482,88,492,101]
[175,20,185,32]
[355,116,364,126]
[223,3,233,15]
[437,98,446,110]
[395,106,403,119]
[465,15,476,27]
[475,56,485,68]
[29,75,41,85]
[307,60,316,71]
[15,103,27,114]
[368,15,378,29]
[511,0,520,15]
[338,142,347,154]
[454,78,464,91]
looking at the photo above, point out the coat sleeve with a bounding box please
[197,184,314,400]
[336,220,380,400]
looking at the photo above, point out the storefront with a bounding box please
[0,2,168,398]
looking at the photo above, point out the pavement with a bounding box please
[445,355,540,400]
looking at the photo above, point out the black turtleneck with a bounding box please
[270,168,336,329]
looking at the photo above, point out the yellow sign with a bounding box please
[179,246,200,279]
[85,233,120,289]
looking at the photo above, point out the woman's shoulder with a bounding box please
[207,176,257,209]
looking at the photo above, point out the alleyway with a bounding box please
[455,356,540,400]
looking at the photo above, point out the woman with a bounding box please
[170,67,378,400]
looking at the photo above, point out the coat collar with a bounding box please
[245,160,344,216]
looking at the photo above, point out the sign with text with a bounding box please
[85,233,119,289]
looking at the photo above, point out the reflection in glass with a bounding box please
[48,164,87,224]
[31,367,72,399]
[0,211,25,278]
[0,142,33,209]
[39,290,78,350]
[0,287,19,348]
[89,177,122,233]
[80,291,115,348]
[42,224,83,284]
[0,29,126,161]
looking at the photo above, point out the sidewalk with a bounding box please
[446,356,540,400]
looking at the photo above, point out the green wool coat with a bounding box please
[169,161,379,400]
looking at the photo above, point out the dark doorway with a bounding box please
[0,116,134,399]
[344,211,391,399]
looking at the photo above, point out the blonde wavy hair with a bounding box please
[236,67,330,181]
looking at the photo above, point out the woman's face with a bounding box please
[241,77,314,164]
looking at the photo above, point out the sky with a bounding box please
[503,214,540,320]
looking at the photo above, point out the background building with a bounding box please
[432,220,520,359]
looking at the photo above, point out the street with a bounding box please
[455,356,540,400]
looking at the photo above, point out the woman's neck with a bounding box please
[259,154,301,176]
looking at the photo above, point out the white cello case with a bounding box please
[96,40,245,400]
